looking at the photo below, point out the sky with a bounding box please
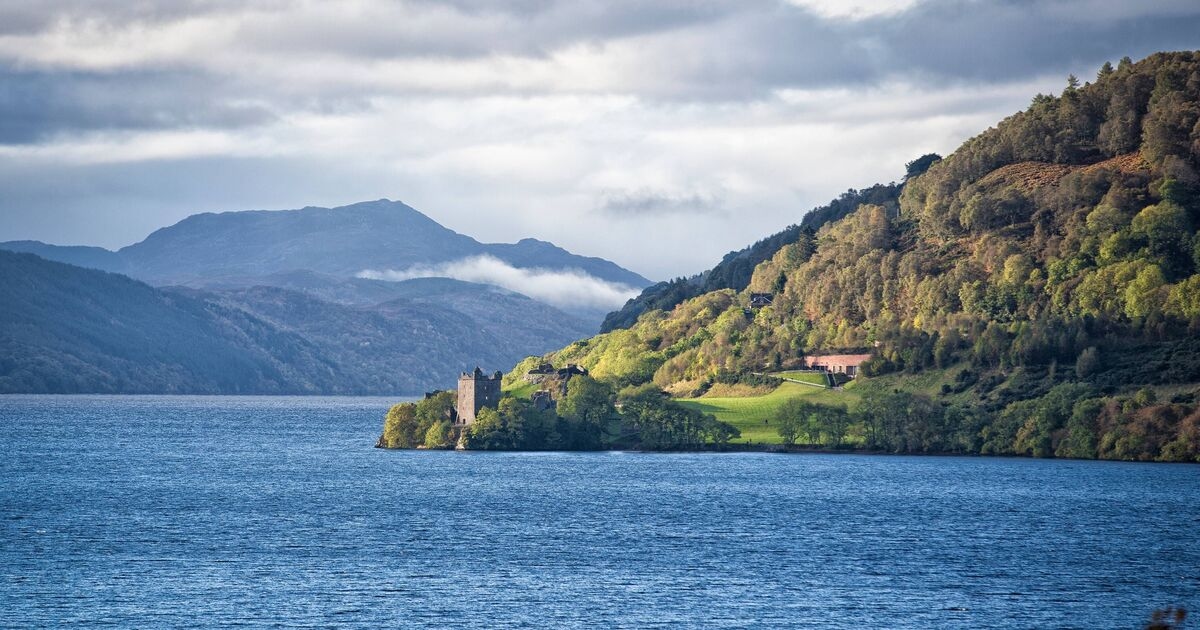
[1,1,1199,281]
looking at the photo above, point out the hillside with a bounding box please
[600,183,904,332]
[503,52,1200,461]
[0,251,593,394]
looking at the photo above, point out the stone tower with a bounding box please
[456,367,502,425]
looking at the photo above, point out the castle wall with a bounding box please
[456,369,502,425]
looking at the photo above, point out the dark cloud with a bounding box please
[619,0,1200,98]
[0,66,275,144]
[876,0,1200,85]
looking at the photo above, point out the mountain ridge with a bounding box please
[2,197,651,299]
[0,250,595,394]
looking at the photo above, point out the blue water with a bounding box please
[1,396,1197,628]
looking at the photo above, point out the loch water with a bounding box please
[1,395,1197,629]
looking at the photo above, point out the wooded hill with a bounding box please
[509,52,1200,461]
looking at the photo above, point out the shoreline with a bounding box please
[374,442,1200,464]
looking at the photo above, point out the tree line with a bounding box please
[379,376,740,451]
[773,384,1199,462]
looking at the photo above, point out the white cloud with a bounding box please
[785,0,922,20]
[0,77,1059,277]
[356,255,641,310]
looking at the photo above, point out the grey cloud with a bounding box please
[599,189,725,218]
[0,0,259,34]
[236,0,738,62]
[627,0,1200,98]
[4,1,1199,103]
[0,66,275,144]
[875,0,1200,85]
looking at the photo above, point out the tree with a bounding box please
[619,384,732,450]
[462,407,505,450]
[558,376,614,449]
[1075,346,1101,379]
[823,405,851,447]
[1056,398,1102,459]
[381,402,419,448]
[776,397,808,446]
[415,391,456,426]
[1131,202,1194,279]
[905,153,942,180]
[424,421,452,449]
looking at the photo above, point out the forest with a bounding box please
[467,52,1200,461]
[376,376,740,451]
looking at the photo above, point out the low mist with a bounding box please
[358,255,641,311]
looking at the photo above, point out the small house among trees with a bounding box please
[805,353,872,378]
[749,293,774,308]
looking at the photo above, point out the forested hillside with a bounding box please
[0,252,592,394]
[599,182,906,332]
[509,52,1200,461]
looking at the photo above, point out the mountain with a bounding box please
[0,240,131,275]
[0,251,594,394]
[2,199,650,333]
[505,52,1200,461]
[2,198,649,289]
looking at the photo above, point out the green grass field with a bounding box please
[769,370,829,387]
[677,381,859,444]
[503,380,538,399]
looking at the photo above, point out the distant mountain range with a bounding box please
[0,251,597,394]
[0,199,651,394]
[1,198,648,289]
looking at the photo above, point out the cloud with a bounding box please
[0,66,274,144]
[0,75,1081,277]
[2,0,1200,279]
[357,255,641,310]
[599,188,724,217]
[785,0,922,20]
[4,1,1198,100]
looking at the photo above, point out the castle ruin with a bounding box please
[456,367,503,425]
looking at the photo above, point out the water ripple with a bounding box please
[1,395,1197,628]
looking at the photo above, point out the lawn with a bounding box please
[677,381,858,444]
[769,370,829,387]
[503,380,538,399]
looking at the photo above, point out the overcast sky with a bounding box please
[1,0,1198,280]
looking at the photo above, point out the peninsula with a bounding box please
[379,53,1200,461]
